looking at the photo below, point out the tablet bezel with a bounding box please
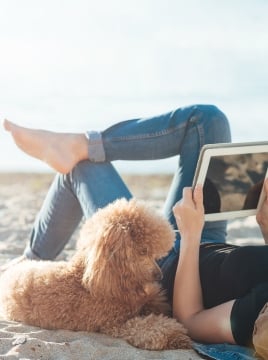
[193,141,268,221]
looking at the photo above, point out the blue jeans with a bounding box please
[24,104,231,261]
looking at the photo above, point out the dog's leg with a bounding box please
[107,313,192,350]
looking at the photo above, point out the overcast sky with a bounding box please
[0,0,267,171]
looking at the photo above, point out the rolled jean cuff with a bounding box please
[24,246,43,260]
[85,131,106,162]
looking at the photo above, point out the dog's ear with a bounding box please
[79,198,175,300]
[81,222,146,301]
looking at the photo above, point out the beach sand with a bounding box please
[0,173,263,359]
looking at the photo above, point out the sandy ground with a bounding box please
[0,173,263,360]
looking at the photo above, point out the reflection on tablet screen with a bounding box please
[204,153,268,214]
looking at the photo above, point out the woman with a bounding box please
[2,104,268,348]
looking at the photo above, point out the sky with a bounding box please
[0,0,267,173]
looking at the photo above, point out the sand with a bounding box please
[0,173,263,360]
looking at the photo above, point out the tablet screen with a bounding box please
[203,152,268,215]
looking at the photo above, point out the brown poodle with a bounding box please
[0,198,191,350]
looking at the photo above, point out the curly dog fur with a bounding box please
[0,199,191,350]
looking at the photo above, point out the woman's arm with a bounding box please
[172,186,204,322]
[172,185,235,344]
[256,178,268,244]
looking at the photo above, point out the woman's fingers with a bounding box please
[173,186,204,239]
[174,186,203,211]
[193,184,204,211]
[182,187,193,199]
[264,178,268,197]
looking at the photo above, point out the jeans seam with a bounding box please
[107,106,199,142]
[196,122,205,149]
[107,124,187,142]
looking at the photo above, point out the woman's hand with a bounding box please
[256,178,268,243]
[173,185,205,243]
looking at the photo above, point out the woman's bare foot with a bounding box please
[4,119,89,174]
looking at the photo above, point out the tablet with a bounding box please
[193,141,268,221]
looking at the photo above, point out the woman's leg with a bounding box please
[24,162,132,260]
[161,105,231,245]
[158,105,231,295]
[90,104,231,245]
[5,104,231,261]
[88,104,231,292]
[23,105,202,259]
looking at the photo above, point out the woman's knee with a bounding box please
[195,104,232,144]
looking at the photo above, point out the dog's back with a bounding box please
[0,199,192,351]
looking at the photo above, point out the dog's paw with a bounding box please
[111,314,192,350]
[164,329,192,350]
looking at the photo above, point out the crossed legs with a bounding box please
[2,104,231,265]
